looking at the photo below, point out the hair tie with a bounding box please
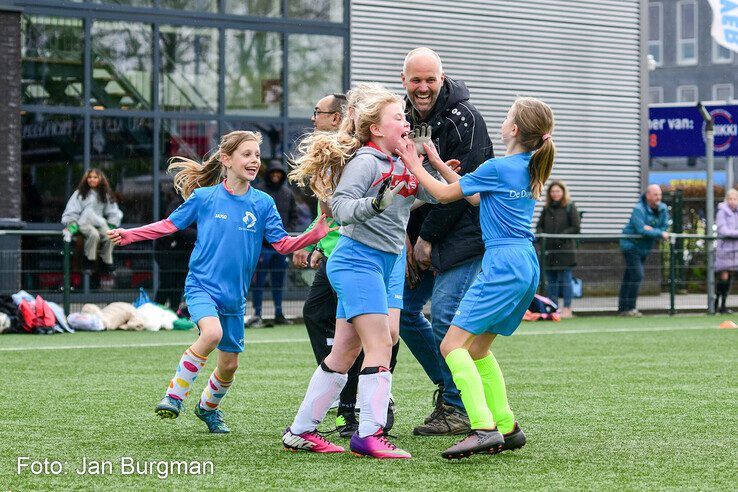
[542,133,551,141]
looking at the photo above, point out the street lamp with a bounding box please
[697,102,715,314]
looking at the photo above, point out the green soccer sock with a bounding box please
[474,353,515,434]
[445,348,495,430]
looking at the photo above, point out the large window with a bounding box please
[648,3,662,67]
[288,34,344,118]
[91,21,152,110]
[18,5,347,225]
[225,30,282,116]
[21,113,85,223]
[159,25,219,112]
[677,0,697,65]
[90,117,154,223]
[21,16,85,106]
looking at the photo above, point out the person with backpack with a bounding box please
[536,180,580,318]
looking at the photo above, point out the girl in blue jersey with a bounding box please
[397,97,555,459]
[107,131,332,433]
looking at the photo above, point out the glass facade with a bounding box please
[16,0,348,225]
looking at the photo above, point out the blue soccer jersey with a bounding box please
[168,183,287,312]
[458,152,535,245]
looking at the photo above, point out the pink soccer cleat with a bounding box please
[282,428,345,453]
[349,429,411,459]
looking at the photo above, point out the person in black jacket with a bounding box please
[536,180,580,318]
[246,158,299,327]
[400,47,494,436]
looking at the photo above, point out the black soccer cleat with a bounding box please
[501,422,526,452]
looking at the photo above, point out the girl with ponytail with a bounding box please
[397,96,555,459]
[107,130,334,434]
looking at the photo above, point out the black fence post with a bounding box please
[669,234,676,315]
[540,236,547,294]
[63,229,71,316]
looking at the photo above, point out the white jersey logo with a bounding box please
[242,211,257,229]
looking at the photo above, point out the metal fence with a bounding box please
[0,230,729,319]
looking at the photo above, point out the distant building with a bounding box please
[648,0,737,182]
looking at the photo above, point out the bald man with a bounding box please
[399,47,494,436]
[618,185,670,316]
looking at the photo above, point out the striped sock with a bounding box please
[199,370,233,411]
[166,347,207,401]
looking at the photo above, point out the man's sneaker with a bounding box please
[501,422,526,452]
[283,428,345,453]
[194,404,230,433]
[350,428,411,459]
[422,386,445,424]
[413,403,471,436]
[245,315,263,328]
[441,429,504,460]
[273,314,293,325]
[155,395,183,419]
[336,411,359,438]
[385,397,396,433]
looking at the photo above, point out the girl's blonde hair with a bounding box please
[167,130,262,199]
[545,180,571,207]
[511,97,556,199]
[289,85,403,200]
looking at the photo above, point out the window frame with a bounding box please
[712,84,734,102]
[712,40,734,64]
[676,0,698,66]
[676,84,698,102]
[648,2,663,67]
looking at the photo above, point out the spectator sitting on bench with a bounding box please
[62,168,123,273]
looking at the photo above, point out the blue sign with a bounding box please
[649,104,738,157]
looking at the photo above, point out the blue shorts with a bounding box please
[452,240,539,336]
[185,285,245,353]
[327,235,404,321]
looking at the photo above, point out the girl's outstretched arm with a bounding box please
[107,219,179,246]
[396,142,465,205]
[271,214,338,255]
[422,142,480,206]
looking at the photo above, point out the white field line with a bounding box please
[0,323,722,352]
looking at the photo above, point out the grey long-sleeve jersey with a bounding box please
[331,146,438,254]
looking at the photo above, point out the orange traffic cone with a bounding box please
[719,320,737,329]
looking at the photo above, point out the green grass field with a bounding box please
[1,315,736,491]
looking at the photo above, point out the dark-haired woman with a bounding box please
[536,180,580,318]
[61,168,123,271]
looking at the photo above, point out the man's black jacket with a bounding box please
[405,77,494,272]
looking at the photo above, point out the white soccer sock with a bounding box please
[357,370,392,437]
[290,365,348,435]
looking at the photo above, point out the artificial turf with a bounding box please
[1,315,736,491]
